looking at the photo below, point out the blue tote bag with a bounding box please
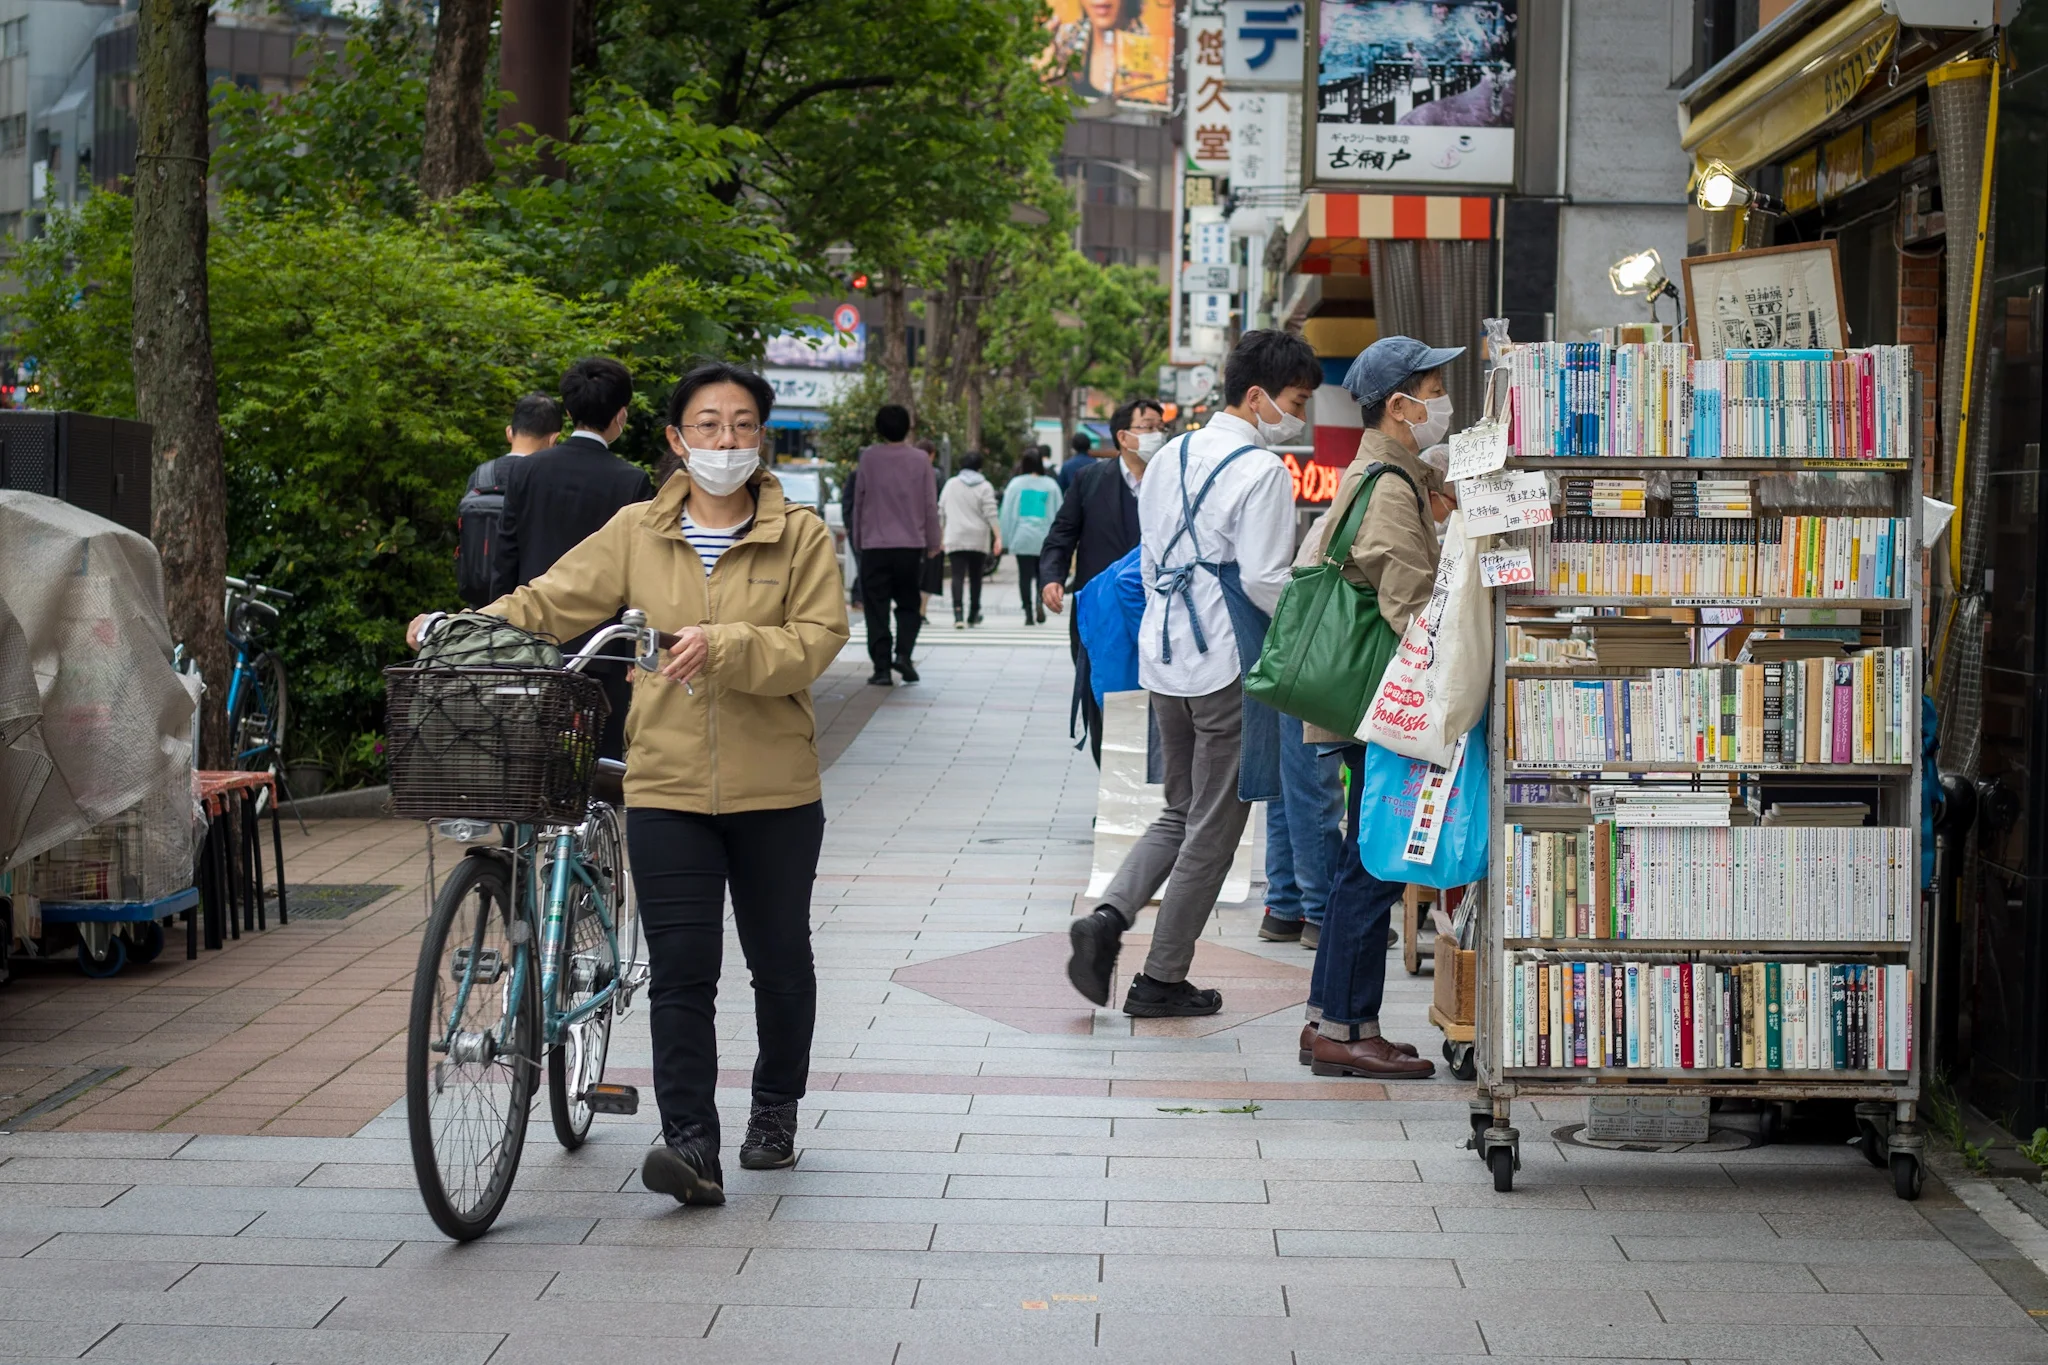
[1358,719,1489,890]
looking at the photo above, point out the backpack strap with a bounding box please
[1154,438,1260,664]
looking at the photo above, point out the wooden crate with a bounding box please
[1433,939,1475,1029]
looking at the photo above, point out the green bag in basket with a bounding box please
[415,612,563,669]
[1243,463,1413,736]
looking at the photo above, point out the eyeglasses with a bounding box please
[677,420,763,442]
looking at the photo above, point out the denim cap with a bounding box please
[1341,336,1467,408]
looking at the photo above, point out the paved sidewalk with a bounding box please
[0,641,2042,1361]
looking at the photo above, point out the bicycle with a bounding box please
[224,575,292,781]
[385,610,666,1240]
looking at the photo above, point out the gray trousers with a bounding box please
[1100,681,1250,984]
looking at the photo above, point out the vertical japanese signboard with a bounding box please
[1311,0,1518,187]
[1185,0,1231,173]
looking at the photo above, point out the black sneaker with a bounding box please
[1066,907,1123,1006]
[894,657,921,683]
[1258,912,1303,943]
[739,1100,799,1170]
[867,670,894,686]
[1123,973,1223,1018]
[641,1129,725,1206]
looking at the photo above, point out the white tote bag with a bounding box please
[1358,507,1491,767]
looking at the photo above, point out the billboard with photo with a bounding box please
[763,305,866,370]
[1045,0,1176,107]
[1312,0,1516,187]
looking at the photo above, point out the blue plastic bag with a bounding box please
[1358,720,1489,890]
[1074,545,1145,707]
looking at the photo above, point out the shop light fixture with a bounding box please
[1608,247,1682,324]
[1694,159,1780,216]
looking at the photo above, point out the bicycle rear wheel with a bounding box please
[407,853,538,1241]
[231,651,287,778]
[584,803,646,1011]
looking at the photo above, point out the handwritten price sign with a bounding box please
[1478,546,1535,587]
[1460,470,1553,537]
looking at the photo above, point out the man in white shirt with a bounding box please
[1066,330,1323,1017]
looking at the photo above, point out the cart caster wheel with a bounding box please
[1757,1103,1784,1146]
[77,936,126,979]
[1489,1145,1515,1192]
[127,922,165,966]
[1446,1043,1476,1081]
[1891,1152,1923,1201]
[1855,1123,1887,1169]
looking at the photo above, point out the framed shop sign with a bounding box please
[1307,0,1518,188]
[1681,241,1848,359]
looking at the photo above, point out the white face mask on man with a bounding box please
[1251,391,1306,447]
[684,446,760,497]
[1130,430,1169,461]
[1394,391,1454,449]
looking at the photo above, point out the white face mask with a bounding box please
[1395,392,1453,449]
[1252,391,1306,447]
[684,446,759,497]
[1130,430,1168,461]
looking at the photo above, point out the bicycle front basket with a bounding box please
[383,665,610,823]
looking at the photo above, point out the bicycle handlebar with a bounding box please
[417,607,679,681]
[225,576,295,602]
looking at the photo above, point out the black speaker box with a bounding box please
[0,411,153,537]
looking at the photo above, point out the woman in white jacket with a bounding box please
[938,452,1002,627]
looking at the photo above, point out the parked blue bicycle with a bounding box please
[384,611,660,1240]
[223,575,292,781]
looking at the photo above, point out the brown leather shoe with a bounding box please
[1300,1023,1416,1064]
[1310,1033,1436,1078]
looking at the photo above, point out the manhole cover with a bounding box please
[285,884,401,921]
[1553,1122,1758,1155]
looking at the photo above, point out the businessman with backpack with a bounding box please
[456,394,563,608]
[1064,331,1314,1018]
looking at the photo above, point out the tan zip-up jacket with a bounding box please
[1302,428,1442,745]
[483,466,849,814]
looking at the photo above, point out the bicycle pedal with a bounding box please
[582,1083,639,1115]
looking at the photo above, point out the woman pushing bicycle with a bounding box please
[408,361,850,1206]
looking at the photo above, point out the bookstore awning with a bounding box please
[1678,0,1897,171]
[1281,193,1495,277]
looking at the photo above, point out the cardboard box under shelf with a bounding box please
[1433,940,1475,1027]
[1586,1095,1710,1142]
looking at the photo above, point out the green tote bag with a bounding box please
[1243,464,1413,736]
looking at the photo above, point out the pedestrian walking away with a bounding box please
[939,451,1002,627]
[455,392,562,609]
[1055,429,1097,492]
[417,359,850,1205]
[1065,331,1314,1018]
[1040,396,1164,763]
[999,449,1062,623]
[488,358,654,759]
[1298,334,1465,1080]
[850,405,943,685]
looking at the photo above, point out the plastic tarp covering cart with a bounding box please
[0,491,199,897]
[1086,689,1260,906]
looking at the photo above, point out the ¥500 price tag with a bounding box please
[1479,546,1534,587]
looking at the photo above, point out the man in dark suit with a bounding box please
[490,356,654,758]
[1039,396,1165,764]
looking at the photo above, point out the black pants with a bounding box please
[859,547,925,672]
[626,803,824,1149]
[949,551,985,621]
[1015,554,1040,612]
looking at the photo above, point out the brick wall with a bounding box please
[1898,247,1943,493]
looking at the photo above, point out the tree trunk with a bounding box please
[419,0,496,200]
[964,371,984,453]
[946,251,996,408]
[922,258,960,397]
[133,0,230,770]
[880,270,913,408]
[572,0,604,74]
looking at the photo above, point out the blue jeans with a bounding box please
[1308,744,1402,1039]
[1265,714,1345,927]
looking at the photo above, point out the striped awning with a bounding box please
[1284,193,1496,276]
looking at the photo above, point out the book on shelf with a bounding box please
[1669,477,1754,518]
[1507,341,1915,462]
[1563,476,1648,518]
[1503,822,1913,942]
[1504,650,1914,766]
[1515,516,1907,599]
[1501,952,1912,1073]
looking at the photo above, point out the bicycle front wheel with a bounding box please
[407,853,538,1241]
[232,651,287,777]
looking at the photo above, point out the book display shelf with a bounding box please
[1470,342,1927,1199]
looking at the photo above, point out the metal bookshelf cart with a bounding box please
[1470,428,1927,1200]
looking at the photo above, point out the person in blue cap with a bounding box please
[1297,334,1464,1079]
